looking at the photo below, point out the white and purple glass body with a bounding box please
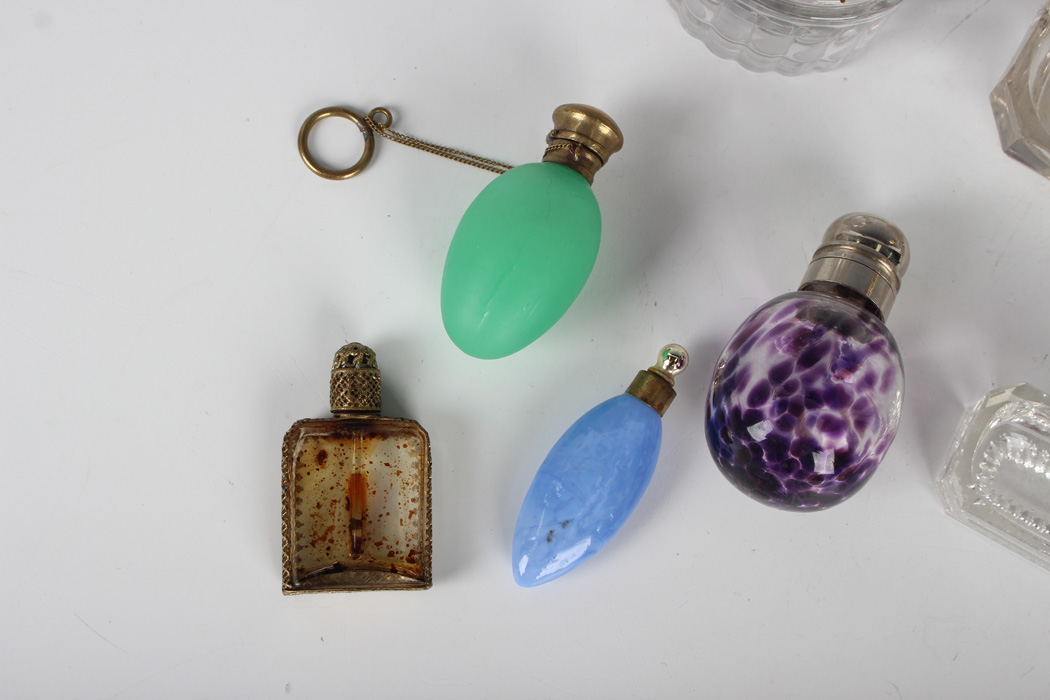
[705,214,909,511]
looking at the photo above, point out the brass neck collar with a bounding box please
[624,344,688,417]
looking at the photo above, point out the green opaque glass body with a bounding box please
[440,161,601,359]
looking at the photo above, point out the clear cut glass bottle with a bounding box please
[667,0,905,76]
[281,343,432,593]
[938,383,1050,572]
[991,2,1050,180]
[706,214,909,510]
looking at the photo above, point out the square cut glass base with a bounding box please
[938,384,1050,572]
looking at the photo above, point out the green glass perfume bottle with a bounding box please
[298,103,623,360]
[441,105,623,359]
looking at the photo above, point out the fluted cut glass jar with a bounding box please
[991,3,1050,180]
[667,0,905,76]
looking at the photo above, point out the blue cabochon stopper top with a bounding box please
[512,345,688,587]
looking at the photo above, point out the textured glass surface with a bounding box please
[667,0,904,75]
[441,161,600,359]
[513,394,662,587]
[991,5,1050,179]
[282,417,431,592]
[706,292,904,510]
[938,384,1050,572]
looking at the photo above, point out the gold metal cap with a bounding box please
[799,213,909,321]
[330,343,381,414]
[625,344,689,417]
[542,104,624,185]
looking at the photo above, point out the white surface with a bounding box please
[3,1,1050,698]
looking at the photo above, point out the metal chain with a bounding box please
[364,111,514,175]
[543,142,576,158]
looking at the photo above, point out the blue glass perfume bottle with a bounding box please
[512,345,688,587]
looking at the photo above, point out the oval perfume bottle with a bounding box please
[706,214,909,511]
[298,103,622,361]
[513,345,688,586]
[441,104,623,359]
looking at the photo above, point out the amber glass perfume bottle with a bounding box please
[281,343,432,593]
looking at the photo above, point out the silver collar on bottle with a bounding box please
[799,213,909,321]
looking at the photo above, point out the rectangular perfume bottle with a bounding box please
[282,343,432,593]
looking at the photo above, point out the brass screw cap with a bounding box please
[799,213,909,321]
[330,343,382,414]
[625,344,689,417]
[542,104,624,185]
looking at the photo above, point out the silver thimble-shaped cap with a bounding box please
[330,343,381,414]
[799,213,909,321]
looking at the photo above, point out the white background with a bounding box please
[3,1,1050,698]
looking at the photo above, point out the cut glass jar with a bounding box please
[667,0,905,76]
[938,383,1050,572]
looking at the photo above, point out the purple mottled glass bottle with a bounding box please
[706,214,910,511]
